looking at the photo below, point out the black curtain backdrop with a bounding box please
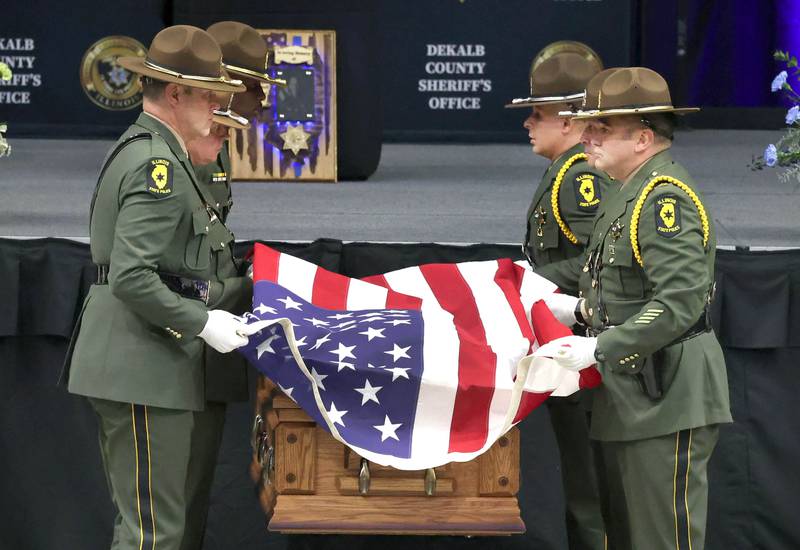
[1,238,798,550]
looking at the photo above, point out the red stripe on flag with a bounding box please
[513,301,574,423]
[253,243,281,283]
[531,300,573,345]
[494,260,535,348]
[361,274,423,310]
[579,367,602,389]
[514,391,552,424]
[312,267,350,309]
[420,264,495,454]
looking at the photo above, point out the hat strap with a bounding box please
[222,62,287,86]
[143,59,243,86]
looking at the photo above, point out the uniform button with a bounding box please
[205,226,209,233]
[651,171,658,176]
[539,243,544,249]
[588,308,594,317]
[216,202,220,208]
[220,242,225,248]
[578,291,583,297]
[609,257,615,264]
[591,280,597,288]
[176,334,182,339]
[619,360,625,365]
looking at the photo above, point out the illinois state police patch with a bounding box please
[146,158,173,197]
[655,194,681,237]
[573,172,601,211]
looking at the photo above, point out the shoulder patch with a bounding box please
[654,193,681,237]
[573,172,601,211]
[146,158,173,197]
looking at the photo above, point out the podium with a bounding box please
[250,377,526,535]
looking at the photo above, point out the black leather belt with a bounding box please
[96,264,210,304]
[587,315,711,345]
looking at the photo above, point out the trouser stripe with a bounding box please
[673,429,692,550]
[132,404,156,550]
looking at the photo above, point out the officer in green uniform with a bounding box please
[192,21,286,223]
[537,67,733,550]
[180,20,286,550]
[505,42,613,550]
[62,26,250,550]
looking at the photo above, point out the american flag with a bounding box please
[239,244,600,470]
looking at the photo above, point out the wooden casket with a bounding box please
[250,377,526,535]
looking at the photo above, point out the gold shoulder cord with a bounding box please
[550,152,588,245]
[630,176,710,267]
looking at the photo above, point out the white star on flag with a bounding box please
[367,363,386,369]
[335,361,356,372]
[330,342,357,362]
[332,320,357,329]
[328,313,353,320]
[359,312,384,318]
[385,344,411,362]
[360,316,385,323]
[354,379,383,405]
[386,366,411,381]
[278,383,294,400]
[276,296,303,310]
[253,303,277,315]
[295,336,308,347]
[310,333,331,350]
[257,334,280,359]
[358,327,386,341]
[373,415,402,442]
[385,319,411,326]
[303,317,329,327]
[311,367,328,391]
[327,402,348,427]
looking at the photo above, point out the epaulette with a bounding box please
[629,176,710,267]
[550,152,588,244]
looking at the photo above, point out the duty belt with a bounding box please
[95,264,210,304]
[586,314,711,345]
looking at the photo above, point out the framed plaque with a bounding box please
[230,29,337,182]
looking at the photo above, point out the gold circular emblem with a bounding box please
[80,36,146,111]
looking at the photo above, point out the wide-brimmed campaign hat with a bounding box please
[207,21,286,86]
[566,67,700,119]
[118,25,245,93]
[506,41,603,108]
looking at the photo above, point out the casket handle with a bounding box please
[424,468,437,496]
[251,414,264,452]
[358,458,371,495]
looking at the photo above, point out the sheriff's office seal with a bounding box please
[80,36,146,111]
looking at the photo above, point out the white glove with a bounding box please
[543,293,581,326]
[549,335,598,371]
[198,310,249,353]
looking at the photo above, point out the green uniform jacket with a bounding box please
[524,143,616,296]
[537,150,732,441]
[193,142,250,403]
[193,143,233,223]
[67,113,250,411]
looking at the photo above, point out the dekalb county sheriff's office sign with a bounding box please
[419,43,491,110]
[0,37,41,105]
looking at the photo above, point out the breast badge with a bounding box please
[147,159,173,196]
[80,36,145,111]
[574,172,601,210]
[655,194,681,237]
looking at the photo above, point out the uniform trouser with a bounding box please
[547,395,606,550]
[180,401,227,550]
[595,425,719,550]
[91,398,196,550]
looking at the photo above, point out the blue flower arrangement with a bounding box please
[752,51,800,181]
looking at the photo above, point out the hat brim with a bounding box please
[212,109,250,130]
[561,105,701,119]
[118,56,246,93]
[223,63,287,87]
[505,92,585,109]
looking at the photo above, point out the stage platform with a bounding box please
[2,130,797,247]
